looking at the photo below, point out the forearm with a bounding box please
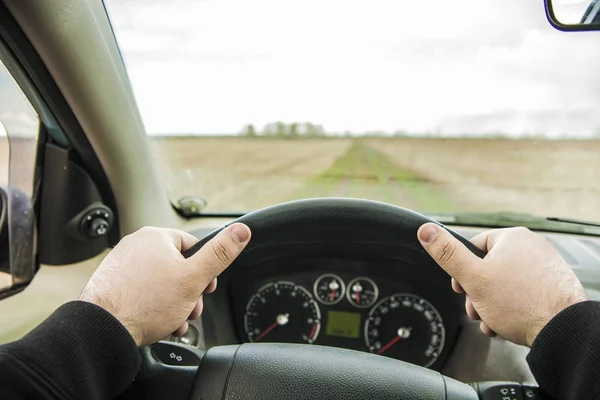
[0,301,141,400]
[526,300,600,400]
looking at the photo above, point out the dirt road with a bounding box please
[150,137,600,221]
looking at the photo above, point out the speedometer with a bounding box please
[244,281,321,344]
[365,293,445,368]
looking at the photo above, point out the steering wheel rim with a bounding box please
[183,197,485,260]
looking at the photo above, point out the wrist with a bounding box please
[118,318,143,347]
[79,295,143,346]
[525,294,588,347]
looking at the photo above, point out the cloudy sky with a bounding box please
[101,0,600,137]
[0,63,38,139]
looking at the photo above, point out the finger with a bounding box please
[188,296,204,320]
[205,278,217,294]
[162,228,200,252]
[465,296,480,320]
[418,223,483,282]
[186,223,251,288]
[173,321,189,337]
[480,321,496,337]
[470,229,506,253]
[451,278,464,293]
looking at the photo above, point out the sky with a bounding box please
[0,63,38,138]
[101,0,598,137]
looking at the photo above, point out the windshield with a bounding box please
[104,0,600,223]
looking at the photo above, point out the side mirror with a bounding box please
[545,0,600,31]
[0,185,37,300]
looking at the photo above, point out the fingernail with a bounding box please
[231,224,250,243]
[419,224,438,244]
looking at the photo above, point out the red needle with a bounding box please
[355,291,360,304]
[377,336,403,355]
[330,289,335,301]
[254,321,279,342]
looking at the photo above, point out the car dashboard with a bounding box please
[229,257,461,370]
[174,225,600,384]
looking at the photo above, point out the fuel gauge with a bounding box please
[347,277,378,308]
[314,274,345,305]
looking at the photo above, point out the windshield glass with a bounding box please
[104,0,600,222]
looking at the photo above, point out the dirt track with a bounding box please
[150,137,600,221]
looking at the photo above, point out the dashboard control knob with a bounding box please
[79,206,113,239]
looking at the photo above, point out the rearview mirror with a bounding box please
[545,0,600,31]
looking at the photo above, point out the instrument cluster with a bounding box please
[238,271,449,369]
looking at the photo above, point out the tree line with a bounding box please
[240,122,327,138]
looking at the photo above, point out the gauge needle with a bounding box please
[329,280,339,301]
[355,291,360,304]
[377,327,411,355]
[254,313,289,342]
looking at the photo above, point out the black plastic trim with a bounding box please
[38,144,112,265]
[0,3,120,245]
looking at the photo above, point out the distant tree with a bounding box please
[304,122,326,137]
[275,121,287,136]
[241,124,258,137]
[289,122,299,137]
[262,123,277,136]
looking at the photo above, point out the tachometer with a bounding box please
[245,281,321,344]
[365,294,445,368]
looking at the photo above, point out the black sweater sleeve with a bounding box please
[526,300,600,400]
[0,301,141,400]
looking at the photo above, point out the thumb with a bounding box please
[186,223,251,288]
[417,223,482,282]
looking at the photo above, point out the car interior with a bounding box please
[0,0,599,399]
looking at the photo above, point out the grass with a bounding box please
[290,141,453,211]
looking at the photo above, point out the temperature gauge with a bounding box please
[347,277,378,308]
[314,274,345,305]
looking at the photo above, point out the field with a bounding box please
[1,134,599,222]
[150,137,600,221]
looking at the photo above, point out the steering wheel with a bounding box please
[123,198,485,400]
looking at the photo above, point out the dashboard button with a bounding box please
[152,341,201,366]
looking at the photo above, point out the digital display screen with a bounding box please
[325,311,361,339]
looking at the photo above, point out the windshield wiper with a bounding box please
[546,217,600,228]
[429,211,600,236]
[174,196,600,235]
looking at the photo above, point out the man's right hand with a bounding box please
[417,224,587,347]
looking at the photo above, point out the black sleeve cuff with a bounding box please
[526,300,600,400]
[2,300,141,400]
